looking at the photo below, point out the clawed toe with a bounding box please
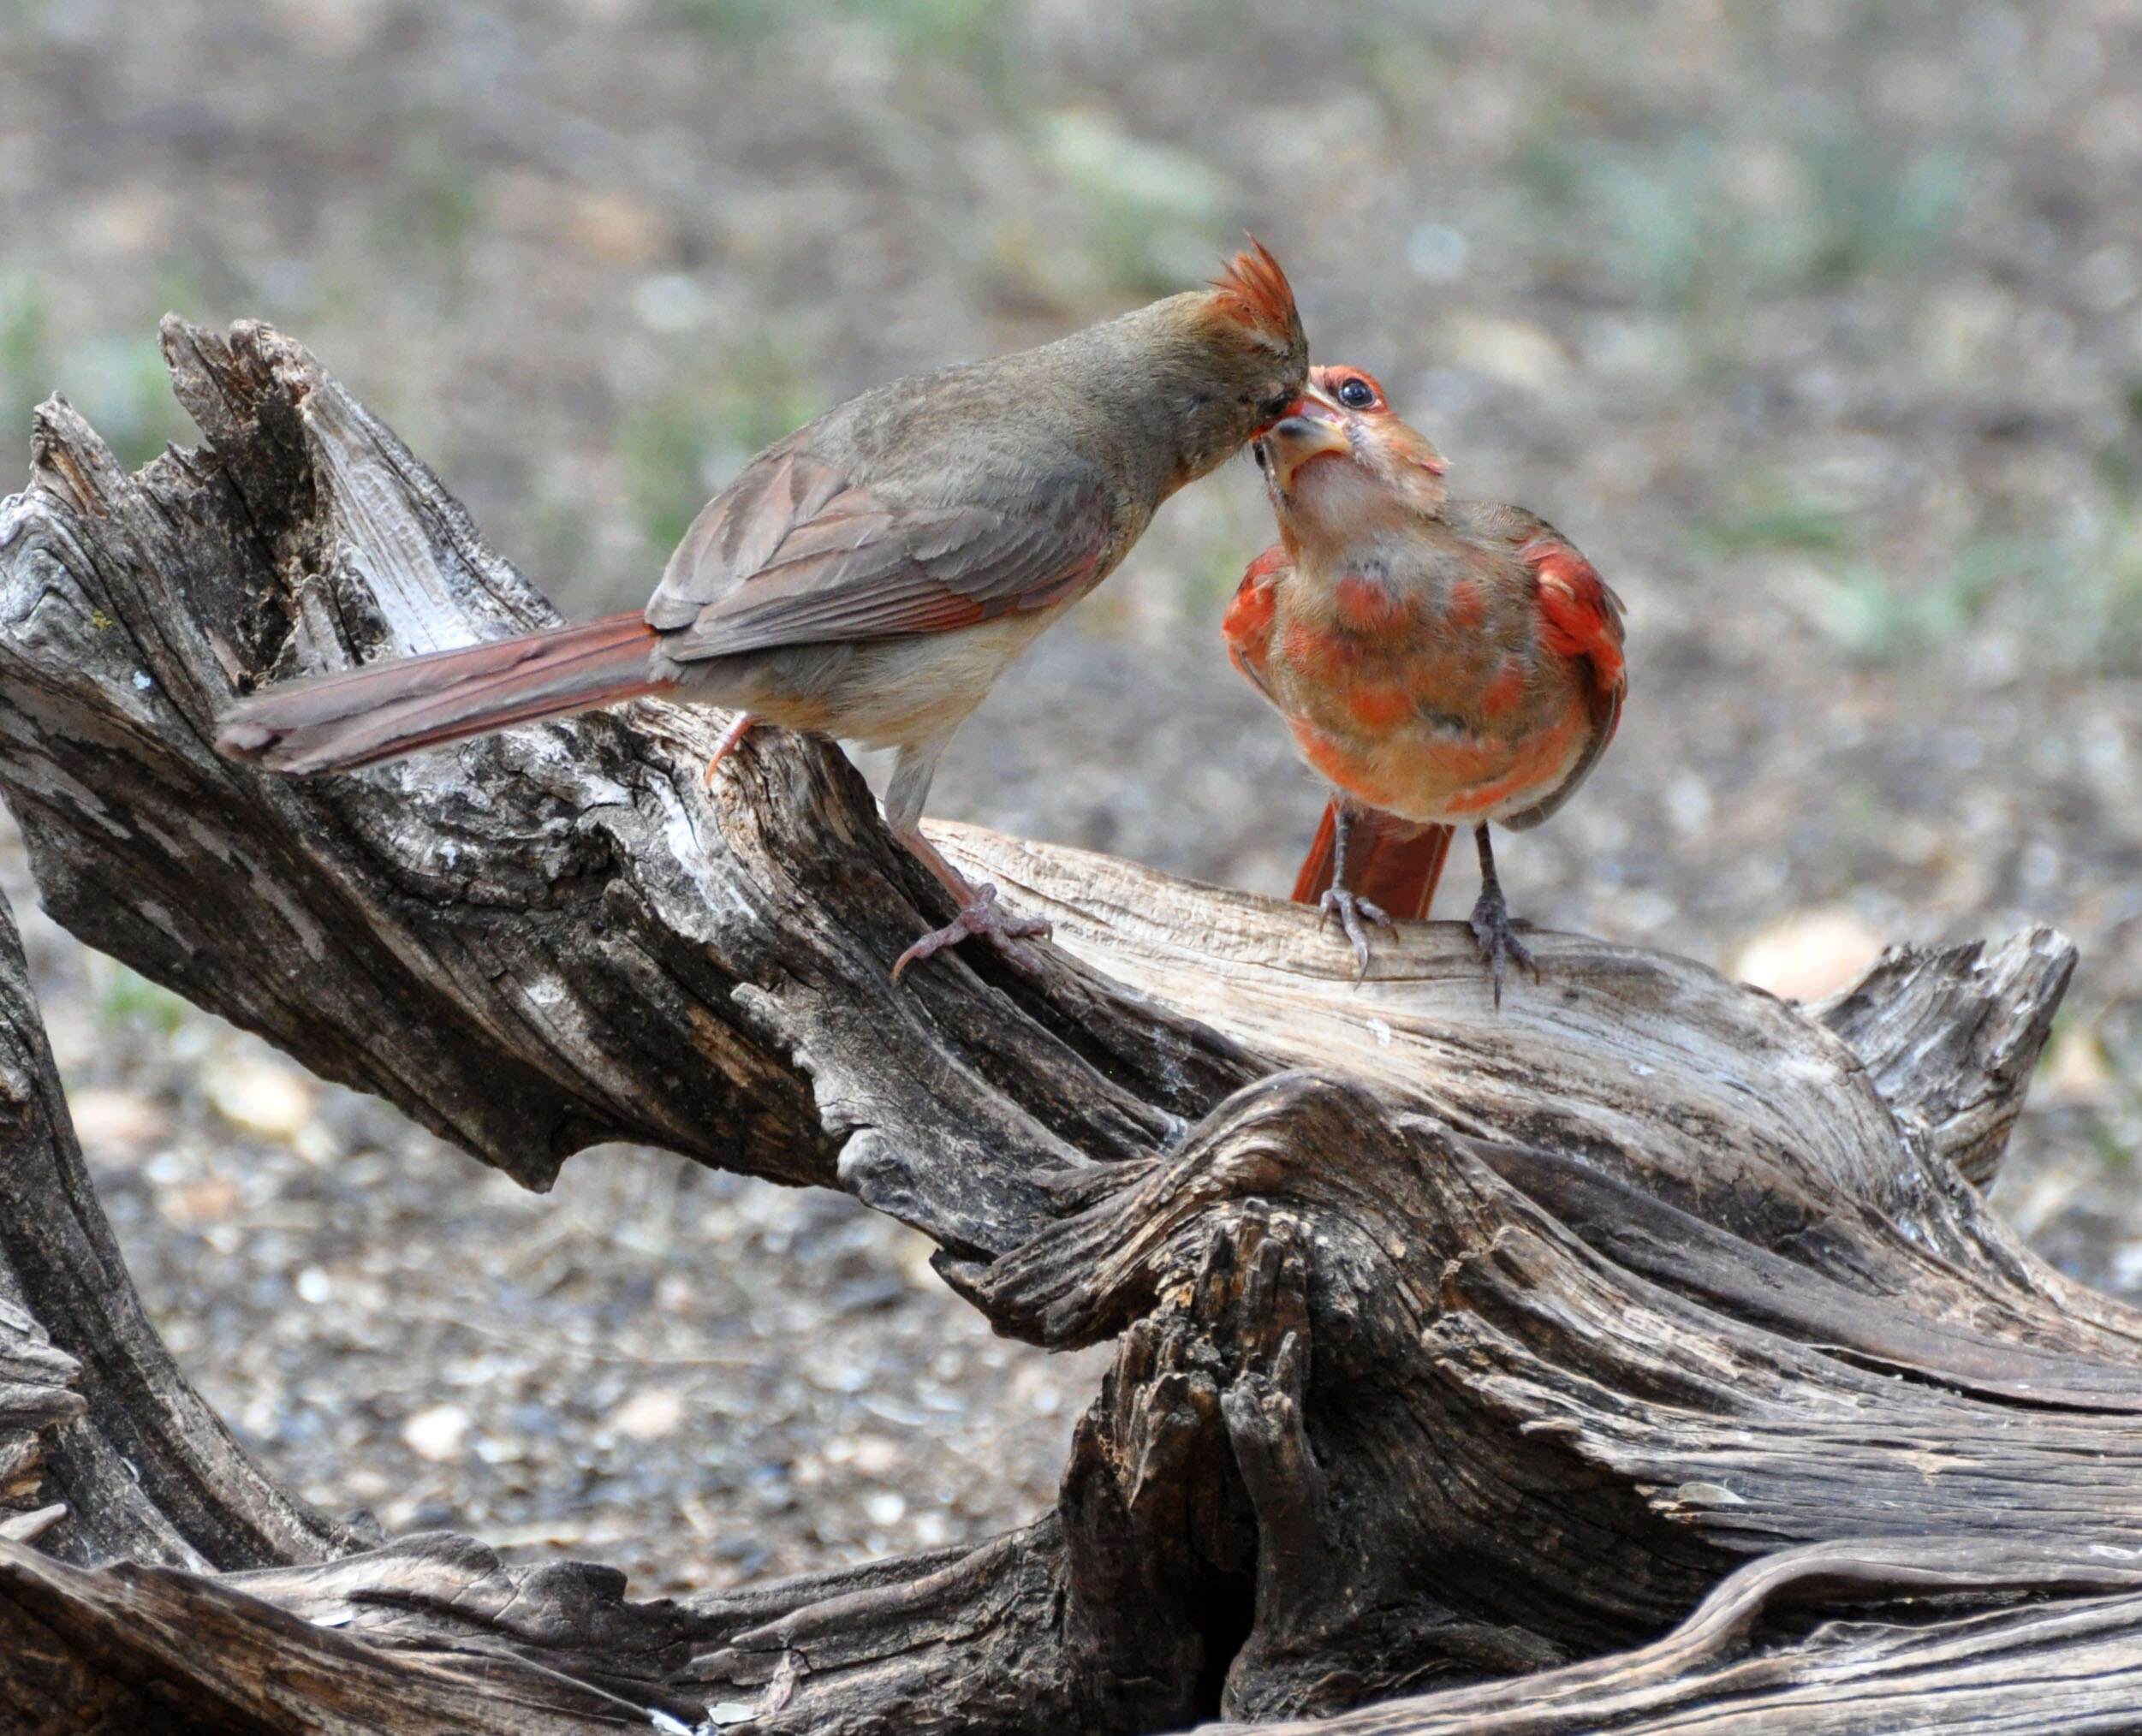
[700,711,755,790]
[891,882,1051,980]
[1318,888,1395,983]
[1467,900,1540,1010]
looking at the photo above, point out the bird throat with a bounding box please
[1279,455,1435,568]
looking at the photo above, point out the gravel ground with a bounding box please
[9,0,2142,1596]
[4,825,1110,1594]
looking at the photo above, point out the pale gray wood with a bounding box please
[0,317,2133,1734]
[1810,929,2074,1186]
[0,885,355,1574]
[1215,1537,2142,1736]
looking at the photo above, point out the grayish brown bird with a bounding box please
[218,245,1309,975]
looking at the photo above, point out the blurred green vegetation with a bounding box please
[92,958,192,1037]
[622,350,825,555]
[1523,124,1964,315]
[1700,502,1856,558]
[1,0,2133,659]
[1710,485,2142,677]
[674,0,1005,51]
[0,272,188,471]
[0,276,46,463]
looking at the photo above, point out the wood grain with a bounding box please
[0,318,2133,1734]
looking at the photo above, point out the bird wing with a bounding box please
[1222,543,1290,705]
[1502,535,1627,832]
[645,442,1114,662]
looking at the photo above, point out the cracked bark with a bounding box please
[2,320,2138,1734]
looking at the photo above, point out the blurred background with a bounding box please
[6,0,2142,1594]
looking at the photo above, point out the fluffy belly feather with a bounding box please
[669,609,1062,752]
[1290,701,1589,827]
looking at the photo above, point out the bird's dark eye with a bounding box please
[1336,377,1377,410]
[1258,390,1294,422]
[1252,441,1269,470]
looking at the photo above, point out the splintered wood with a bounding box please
[2,320,2136,1733]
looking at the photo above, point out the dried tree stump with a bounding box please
[2,318,2138,1733]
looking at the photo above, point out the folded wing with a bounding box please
[646,443,1113,662]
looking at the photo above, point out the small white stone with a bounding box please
[68,1087,166,1158]
[205,1056,316,1139]
[609,1388,684,1442]
[402,1402,473,1463]
[1731,908,1883,1002]
[849,1436,899,1476]
[2041,1023,2115,1106]
[1406,223,1467,283]
[864,1490,906,1527]
[295,1267,331,1305]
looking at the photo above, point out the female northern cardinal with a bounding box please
[218,246,1309,978]
[1223,366,1625,1001]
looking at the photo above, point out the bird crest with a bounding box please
[1211,238,1304,350]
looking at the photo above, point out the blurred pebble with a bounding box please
[1732,908,1885,1002]
[68,1086,166,1160]
[1444,313,1570,394]
[2040,1024,2116,1106]
[205,1058,316,1138]
[609,1388,684,1442]
[159,1173,239,1228]
[402,1404,474,1463]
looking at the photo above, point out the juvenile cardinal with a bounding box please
[219,246,1308,977]
[1223,366,1625,1001]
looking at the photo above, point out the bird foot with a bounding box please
[1467,888,1539,1009]
[701,711,755,790]
[1318,887,1395,983]
[892,882,1052,980]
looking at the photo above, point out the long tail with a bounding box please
[215,613,669,775]
[1291,802,1454,921]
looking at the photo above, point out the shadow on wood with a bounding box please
[3,320,2137,1733]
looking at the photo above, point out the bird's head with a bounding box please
[1253,366,1449,535]
[1152,240,1311,487]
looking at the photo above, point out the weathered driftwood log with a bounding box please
[2,320,2139,1733]
[0,884,359,1572]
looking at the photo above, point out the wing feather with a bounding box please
[1503,535,1627,831]
[646,444,1111,662]
[1222,544,1289,705]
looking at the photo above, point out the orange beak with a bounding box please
[1257,383,1354,488]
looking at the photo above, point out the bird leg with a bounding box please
[1467,824,1538,1008]
[701,710,756,789]
[889,823,1051,980]
[882,740,1049,981]
[1318,802,1395,983]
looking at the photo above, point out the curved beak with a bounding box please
[1256,383,1353,487]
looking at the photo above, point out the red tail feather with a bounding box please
[1292,803,1454,921]
[216,612,668,776]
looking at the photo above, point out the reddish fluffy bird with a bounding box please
[219,246,1308,978]
[1224,366,1625,1000]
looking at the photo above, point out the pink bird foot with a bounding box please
[891,882,1051,980]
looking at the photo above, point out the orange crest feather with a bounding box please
[1211,238,1303,347]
